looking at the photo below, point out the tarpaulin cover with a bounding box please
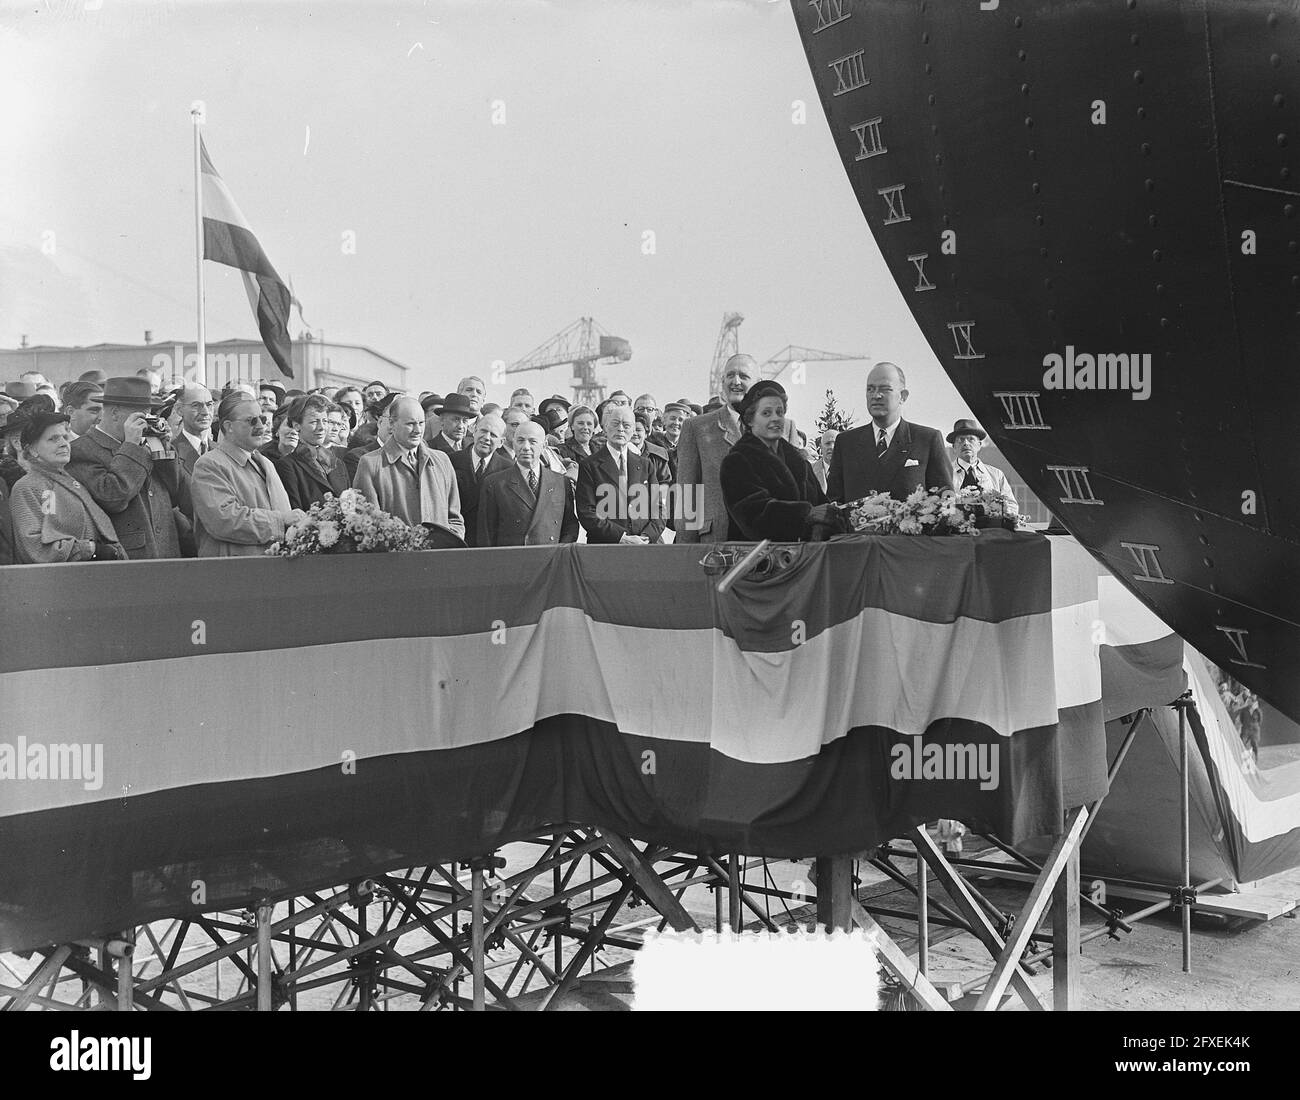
[0,533,1106,951]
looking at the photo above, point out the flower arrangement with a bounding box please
[846,486,1019,536]
[267,489,430,557]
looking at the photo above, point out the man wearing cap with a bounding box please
[62,380,104,440]
[450,413,513,547]
[429,393,476,455]
[67,377,193,560]
[421,393,444,448]
[478,421,578,548]
[363,380,389,407]
[259,381,286,416]
[826,362,950,504]
[352,395,465,543]
[674,353,801,543]
[948,419,1018,516]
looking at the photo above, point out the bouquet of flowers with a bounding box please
[267,489,430,557]
[846,486,1019,536]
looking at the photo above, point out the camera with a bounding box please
[141,415,170,438]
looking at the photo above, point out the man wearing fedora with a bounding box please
[948,418,1019,516]
[428,392,476,455]
[67,376,193,559]
[826,362,950,504]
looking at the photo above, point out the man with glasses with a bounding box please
[173,383,214,474]
[191,393,306,557]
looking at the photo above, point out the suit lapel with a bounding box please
[716,407,739,447]
[507,464,537,517]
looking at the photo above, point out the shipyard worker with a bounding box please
[478,421,579,547]
[719,381,840,542]
[948,419,1019,517]
[352,395,465,543]
[191,395,305,557]
[575,404,670,544]
[67,377,192,560]
[826,362,950,504]
[449,413,512,547]
[674,353,800,543]
[273,394,351,512]
[8,412,125,563]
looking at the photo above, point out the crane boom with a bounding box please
[761,345,869,381]
[505,317,631,407]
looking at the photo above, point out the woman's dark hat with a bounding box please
[20,411,71,449]
[737,380,788,424]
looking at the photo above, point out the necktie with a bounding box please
[876,429,888,460]
[961,464,980,490]
[527,467,538,498]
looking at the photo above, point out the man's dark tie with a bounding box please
[961,464,980,490]
[527,468,538,499]
[475,456,485,482]
[876,429,888,460]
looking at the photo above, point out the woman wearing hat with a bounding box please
[718,381,843,542]
[8,412,125,563]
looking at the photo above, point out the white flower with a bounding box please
[285,525,298,542]
[317,520,340,548]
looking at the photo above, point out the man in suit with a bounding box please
[429,392,476,455]
[674,354,800,543]
[826,362,950,504]
[67,376,192,560]
[809,429,838,493]
[450,413,513,546]
[576,405,670,544]
[172,383,214,474]
[478,421,578,547]
[352,395,465,541]
[344,392,395,481]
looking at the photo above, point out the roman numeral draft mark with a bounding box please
[1048,465,1103,505]
[878,184,910,225]
[1216,626,1266,669]
[852,117,886,161]
[830,50,869,96]
[810,0,851,33]
[908,253,935,292]
[994,391,1049,429]
[947,321,983,359]
[1120,542,1173,585]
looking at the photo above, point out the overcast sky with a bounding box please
[0,0,975,432]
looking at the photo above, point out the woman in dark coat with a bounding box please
[719,381,841,541]
[271,394,351,511]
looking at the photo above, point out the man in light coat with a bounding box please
[352,395,465,542]
[191,396,305,557]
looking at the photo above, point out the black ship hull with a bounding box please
[794,0,1300,721]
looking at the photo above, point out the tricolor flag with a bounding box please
[199,138,295,379]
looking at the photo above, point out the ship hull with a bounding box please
[794,0,1300,721]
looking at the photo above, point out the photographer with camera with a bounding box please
[67,376,193,560]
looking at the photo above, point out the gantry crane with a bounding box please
[705,311,867,395]
[505,317,631,408]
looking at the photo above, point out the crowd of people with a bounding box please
[0,354,1017,564]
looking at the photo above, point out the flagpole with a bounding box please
[191,101,207,387]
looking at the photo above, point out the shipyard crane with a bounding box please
[505,317,631,408]
[760,345,869,381]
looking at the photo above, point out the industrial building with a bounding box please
[0,333,409,395]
